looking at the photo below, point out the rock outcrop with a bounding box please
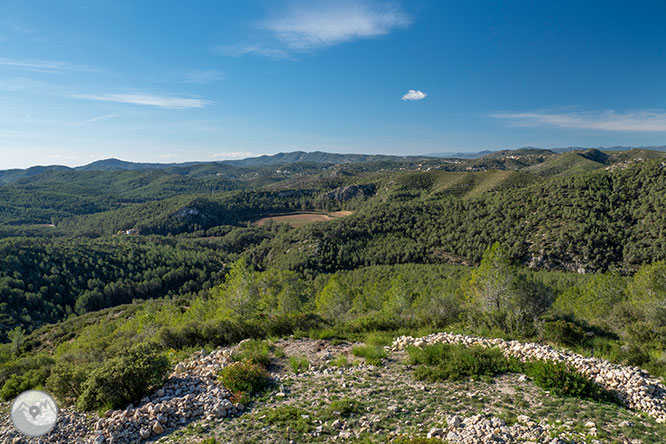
[324,184,375,201]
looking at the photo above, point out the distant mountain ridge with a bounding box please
[2,146,666,183]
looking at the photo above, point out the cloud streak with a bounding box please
[66,113,120,127]
[211,151,261,159]
[181,69,226,84]
[264,0,412,50]
[0,56,96,73]
[493,110,666,132]
[216,44,292,60]
[74,93,211,109]
[402,89,427,101]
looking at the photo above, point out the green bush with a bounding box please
[219,361,269,395]
[0,368,49,401]
[76,343,170,411]
[45,361,90,403]
[352,345,387,366]
[407,344,520,381]
[288,356,309,374]
[364,331,394,347]
[389,436,447,444]
[325,398,363,418]
[525,360,617,403]
[263,405,312,433]
[233,340,272,367]
[330,355,352,368]
[540,319,593,347]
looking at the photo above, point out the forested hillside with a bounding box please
[2,148,666,422]
[1,148,665,339]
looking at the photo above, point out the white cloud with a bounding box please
[216,44,293,60]
[492,110,666,132]
[181,69,226,84]
[402,89,427,101]
[211,151,261,159]
[0,56,68,72]
[264,1,412,50]
[74,93,211,109]
[0,57,97,73]
[66,113,119,127]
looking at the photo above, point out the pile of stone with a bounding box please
[392,332,666,423]
[92,348,241,444]
[423,414,571,444]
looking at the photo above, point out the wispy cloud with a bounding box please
[402,89,427,101]
[0,56,68,72]
[220,1,412,59]
[216,44,293,60]
[493,109,666,132]
[19,114,30,129]
[264,0,412,50]
[211,151,261,159]
[0,56,96,73]
[181,69,226,84]
[74,93,211,109]
[66,113,119,127]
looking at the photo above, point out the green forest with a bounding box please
[1,148,666,413]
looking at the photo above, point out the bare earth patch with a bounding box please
[254,211,352,228]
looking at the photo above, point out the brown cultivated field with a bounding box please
[254,211,352,228]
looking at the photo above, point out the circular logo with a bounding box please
[10,390,58,437]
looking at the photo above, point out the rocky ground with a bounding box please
[2,334,666,443]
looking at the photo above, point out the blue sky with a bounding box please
[2,0,666,168]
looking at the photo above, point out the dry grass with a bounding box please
[255,212,352,228]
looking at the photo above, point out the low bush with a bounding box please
[540,319,594,347]
[525,360,618,403]
[330,355,352,368]
[232,340,272,367]
[389,436,447,444]
[0,368,49,401]
[364,331,394,347]
[263,405,312,433]
[288,356,309,374]
[219,361,269,395]
[76,343,170,411]
[407,344,520,382]
[352,345,387,366]
[325,398,363,418]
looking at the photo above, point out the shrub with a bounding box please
[407,344,519,382]
[540,319,593,347]
[330,355,352,368]
[364,331,394,347]
[352,345,387,366]
[325,398,363,418]
[288,356,309,374]
[76,343,169,411]
[389,436,446,444]
[219,361,269,395]
[233,340,272,367]
[263,405,312,433]
[45,361,90,403]
[525,360,617,403]
[0,368,49,401]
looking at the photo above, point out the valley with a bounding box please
[2,148,666,443]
